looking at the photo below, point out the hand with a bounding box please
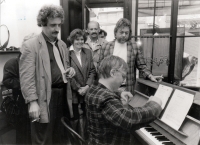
[121,97,128,106]
[148,74,163,82]
[78,85,89,96]
[148,96,162,106]
[29,100,40,121]
[65,67,76,78]
[120,91,133,105]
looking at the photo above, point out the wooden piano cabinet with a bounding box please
[130,79,200,145]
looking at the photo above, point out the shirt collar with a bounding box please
[42,32,58,43]
[97,83,120,99]
[87,36,99,44]
[69,45,82,53]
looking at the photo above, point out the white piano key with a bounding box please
[139,128,164,145]
[136,127,174,145]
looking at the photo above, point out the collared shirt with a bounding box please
[42,32,64,87]
[85,83,162,145]
[69,45,82,66]
[113,41,127,63]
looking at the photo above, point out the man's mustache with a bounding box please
[119,37,127,42]
[52,31,59,34]
[92,32,97,35]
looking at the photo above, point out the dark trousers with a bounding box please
[16,104,31,145]
[72,103,85,120]
[14,92,32,145]
[31,88,65,145]
[71,102,86,140]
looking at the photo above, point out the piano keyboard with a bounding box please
[135,125,175,145]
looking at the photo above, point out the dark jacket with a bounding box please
[69,47,96,103]
[3,55,22,102]
[2,54,31,144]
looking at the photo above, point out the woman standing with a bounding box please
[68,29,96,138]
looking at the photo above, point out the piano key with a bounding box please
[139,128,164,145]
[137,127,174,145]
[155,136,169,142]
[145,127,157,132]
[157,138,169,142]
[151,132,162,136]
[162,142,174,145]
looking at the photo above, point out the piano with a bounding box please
[129,79,200,145]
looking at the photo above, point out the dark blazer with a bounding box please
[69,47,96,103]
[3,56,24,106]
[3,56,20,90]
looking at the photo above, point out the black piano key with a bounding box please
[144,126,174,145]
[155,136,169,142]
[150,132,161,136]
[144,127,157,132]
[158,138,169,142]
[155,136,166,139]
[162,142,174,145]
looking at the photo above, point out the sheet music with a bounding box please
[154,84,173,109]
[161,89,194,130]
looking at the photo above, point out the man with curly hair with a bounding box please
[99,18,163,94]
[19,5,75,145]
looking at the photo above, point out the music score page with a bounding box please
[160,89,194,130]
[154,84,173,109]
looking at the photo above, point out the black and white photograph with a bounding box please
[0,0,200,145]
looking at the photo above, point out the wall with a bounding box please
[0,0,60,48]
[0,0,60,83]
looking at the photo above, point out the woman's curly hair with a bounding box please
[67,29,87,44]
[114,18,132,41]
[37,5,64,27]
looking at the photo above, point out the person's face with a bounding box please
[87,23,100,39]
[42,17,62,41]
[73,36,84,50]
[99,32,106,39]
[112,68,127,91]
[115,26,130,44]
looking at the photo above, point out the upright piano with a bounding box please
[130,79,200,145]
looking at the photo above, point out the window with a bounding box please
[90,7,123,41]
[177,0,200,87]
